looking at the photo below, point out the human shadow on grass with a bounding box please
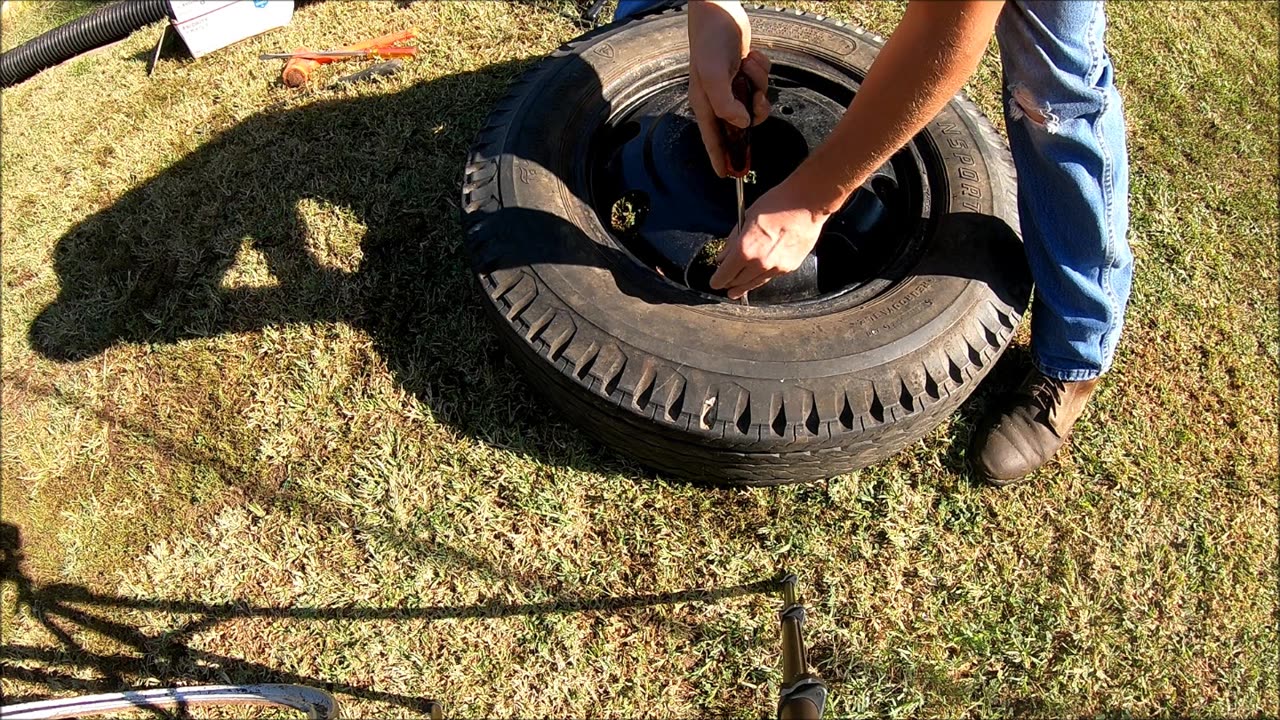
[27,48,1027,478]
[26,55,638,476]
[0,522,783,713]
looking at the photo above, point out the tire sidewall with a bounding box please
[463,6,1029,467]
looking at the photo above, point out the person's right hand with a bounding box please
[687,1,771,178]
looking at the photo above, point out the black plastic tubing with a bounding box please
[1,0,169,88]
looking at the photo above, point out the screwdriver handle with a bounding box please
[722,69,755,178]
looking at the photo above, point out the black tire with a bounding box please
[461,5,1031,485]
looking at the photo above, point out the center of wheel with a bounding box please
[590,65,928,306]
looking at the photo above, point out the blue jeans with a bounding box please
[619,0,1133,380]
[614,0,666,21]
[997,1,1132,381]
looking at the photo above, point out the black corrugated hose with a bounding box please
[1,0,170,88]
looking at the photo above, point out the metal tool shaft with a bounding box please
[723,70,754,307]
[262,47,416,61]
[261,50,371,59]
[735,177,746,232]
[735,178,750,305]
[776,573,828,720]
[779,575,807,686]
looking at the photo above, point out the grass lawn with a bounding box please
[2,1,1276,717]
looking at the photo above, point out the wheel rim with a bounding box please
[589,57,936,308]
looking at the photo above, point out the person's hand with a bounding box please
[687,1,771,177]
[709,179,833,300]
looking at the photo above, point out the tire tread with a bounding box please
[461,5,1025,484]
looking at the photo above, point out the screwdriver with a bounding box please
[259,48,417,61]
[268,28,417,88]
[723,70,755,229]
[722,69,755,304]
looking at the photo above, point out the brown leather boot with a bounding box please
[972,370,1099,486]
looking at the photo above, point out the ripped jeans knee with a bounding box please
[1005,75,1112,135]
[1008,83,1063,133]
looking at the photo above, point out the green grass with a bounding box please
[2,1,1276,717]
[0,0,98,52]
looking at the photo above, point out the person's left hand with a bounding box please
[709,179,833,300]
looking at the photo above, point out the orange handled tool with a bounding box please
[263,48,417,61]
[281,28,416,88]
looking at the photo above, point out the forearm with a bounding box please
[787,1,1004,216]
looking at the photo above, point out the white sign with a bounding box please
[169,0,294,58]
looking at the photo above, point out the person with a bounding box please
[615,0,1133,486]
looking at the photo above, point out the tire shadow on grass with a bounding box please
[937,342,1034,485]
